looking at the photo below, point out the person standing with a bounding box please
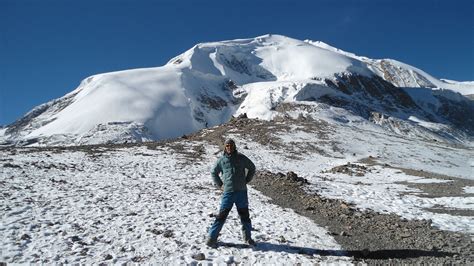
[206,139,256,248]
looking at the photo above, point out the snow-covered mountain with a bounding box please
[2,34,473,146]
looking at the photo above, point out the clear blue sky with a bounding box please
[1,0,473,126]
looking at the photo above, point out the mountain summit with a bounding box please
[2,34,474,146]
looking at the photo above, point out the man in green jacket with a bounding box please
[206,139,256,248]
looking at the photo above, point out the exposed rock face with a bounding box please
[321,73,418,115]
[335,74,413,106]
[435,94,474,135]
[216,48,276,80]
[307,73,474,141]
[378,60,436,88]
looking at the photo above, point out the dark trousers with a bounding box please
[208,190,252,240]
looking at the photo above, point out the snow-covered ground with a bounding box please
[0,144,350,264]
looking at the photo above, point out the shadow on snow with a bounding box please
[218,241,456,260]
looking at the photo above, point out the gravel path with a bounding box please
[250,170,474,264]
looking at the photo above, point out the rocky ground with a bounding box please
[250,170,473,264]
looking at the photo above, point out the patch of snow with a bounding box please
[407,116,446,131]
[407,178,453,184]
[382,59,474,95]
[254,36,373,80]
[438,79,474,95]
[425,197,474,210]
[236,81,302,120]
[464,187,474,194]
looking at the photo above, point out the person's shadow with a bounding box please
[219,241,456,260]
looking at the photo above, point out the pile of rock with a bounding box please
[258,170,309,185]
[324,163,370,176]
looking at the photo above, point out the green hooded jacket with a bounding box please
[211,150,256,192]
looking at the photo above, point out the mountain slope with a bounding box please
[2,34,473,146]
[307,40,474,96]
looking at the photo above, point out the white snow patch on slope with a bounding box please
[464,187,474,194]
[408,116,445,131]
[253,35,372,80]
[27,67,192,139]
[407,178,453,184]
[375,59,474,96]
[235,81,338,120]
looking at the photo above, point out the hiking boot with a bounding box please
[242,230,256,246]
[205,237,217,248]
[245,238,256,246]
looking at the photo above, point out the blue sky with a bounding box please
[1,0,473,126]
